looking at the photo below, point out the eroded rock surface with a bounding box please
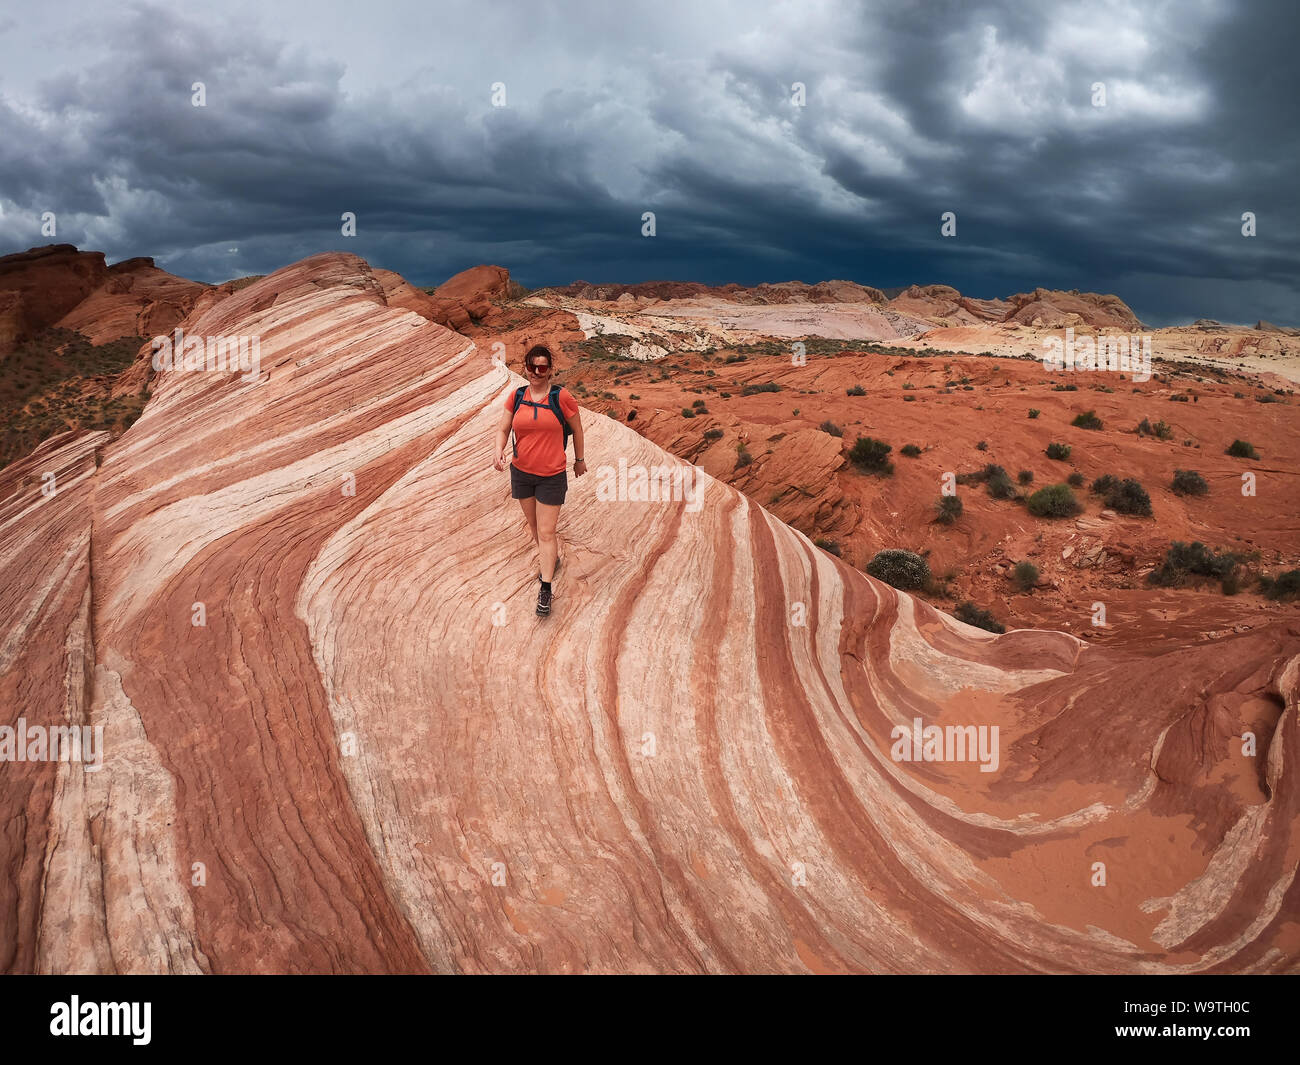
[3,252,1297,973]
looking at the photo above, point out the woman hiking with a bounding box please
[492,344,585,616]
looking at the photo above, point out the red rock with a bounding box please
[2,251,1297,975]
[0,244,110,351]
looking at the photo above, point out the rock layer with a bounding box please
[2,252,1297,973]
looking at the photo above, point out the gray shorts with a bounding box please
[510,463,568,505]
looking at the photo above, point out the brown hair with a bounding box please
[524,344,554,370]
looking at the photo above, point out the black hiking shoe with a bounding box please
[536,582,552,617]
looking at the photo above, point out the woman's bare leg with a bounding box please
[518,496,538,546]
[536,501,560,582]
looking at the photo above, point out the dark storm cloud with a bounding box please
[0,0,1294,325]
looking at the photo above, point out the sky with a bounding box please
[0,0,1295,326]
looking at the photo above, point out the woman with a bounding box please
[492,344,586,616]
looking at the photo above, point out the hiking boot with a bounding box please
[536,582,552,617]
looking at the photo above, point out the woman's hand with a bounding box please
[574,459,587,477]
[492,450,506,471]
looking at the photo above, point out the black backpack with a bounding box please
[511,384,572,458]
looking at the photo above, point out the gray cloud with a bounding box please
[0,0,1294,325]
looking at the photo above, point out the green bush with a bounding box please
[986,467,1017,500]
[1171,469,1208,496]
[1067,472,1084,487]
[1046,442,1071,460]
[846,384,866,396]
[1259,570,1300,600]
[681,408,696,418]
[1103,478,1152,516]
[1090,474,1118,496]
[848,436,893,475]
[866,549,930,591]
[692,399,706,407]
[1013,561,1039,591]
[976,440,988,451]
[1148,542,1239,586]
[741,381,782,396]
[1052,383,1078,391]
[819,420,843,437]
[1027,484,1083,518]
[935,495,963,524]
[704,428,724,440]
[900,444,921,457]
[1017,470,1034,485]
[1071,410,1103,430]
[1226,439,1258,458]
[1028,408,1040,419]
[953,601,1005,633]
[814,538,841,557]
[1137,417,1173,439]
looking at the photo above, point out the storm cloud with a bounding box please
[0,0,1294,325]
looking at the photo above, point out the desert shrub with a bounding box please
[1226,439,1258,458]
[848,436,893,475]
[1090,474,1119,495]
[814,538,841,557]
[935,495,963,524]
[902,382,914,389]
[846,384,866,396]
[1013,561,1039,591]
[1052,383,1078,392]
[1259,570,1300,600]
[866,549,930,591]
[1071,410,1103,430]
[629,393,640,400]
[1028,408,1040,418]
[1046,442,1071,460]
[692,399,706,407]
[735,448,754,468]
[1067,472,1084,487]
[1222,573,1241,595]
[724,354,747,364]
[1103,478,1152,516]
[741,381,782,396]
[976,440,988,451]
[1137,417,1172,439]
[1148,541,1239,586]
[704,428,724,440]
[627,410,636,421]
[681,408,696,418]
[903,394,916,402]
[1170,393,1190,402]
[1017,470,1034,484]
[986,467,1017,499]
[900,444,921,457]
[1171,469,1208,496]
[1255,393,1277,403]
[819,420,843,437]
[953,601,1005,633]
[720,392,731,398]
[1027,484,1083,518]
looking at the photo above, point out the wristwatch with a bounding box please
[575,456,584,463]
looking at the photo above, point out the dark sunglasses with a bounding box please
[526,363,552,374]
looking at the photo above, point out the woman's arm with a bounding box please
[492,405,513,470]
[569,405,586,475]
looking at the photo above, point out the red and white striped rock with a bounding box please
[2,252,1296,973]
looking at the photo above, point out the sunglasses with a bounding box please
[526,363,552,374]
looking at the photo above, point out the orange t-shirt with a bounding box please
[504,385,579,476]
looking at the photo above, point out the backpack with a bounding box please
[511,384,572,458]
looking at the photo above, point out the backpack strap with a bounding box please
[510,385,527,457]
[547,384,572,451]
